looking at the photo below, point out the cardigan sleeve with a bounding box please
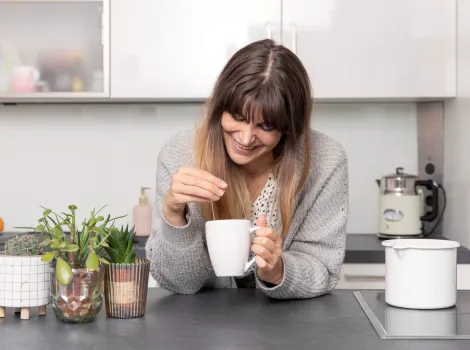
[255,151,349,299]
[145,141,220,294]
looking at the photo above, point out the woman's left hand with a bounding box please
[252,216,284,285]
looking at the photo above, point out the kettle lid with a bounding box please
[382,167,418,180]
[379,167,418,195]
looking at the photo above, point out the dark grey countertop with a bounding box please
[345,234,470,264]
[1,288,469,350]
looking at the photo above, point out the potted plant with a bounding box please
[18,205,125,324]
[103,224,150,319]
[0,234,50,320]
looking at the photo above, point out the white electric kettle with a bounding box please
[376,167,441,238]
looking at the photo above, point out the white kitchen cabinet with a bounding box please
[337,263,470,290]
[0,0,110,102]
[111,0,281,100]
[282,0,457,100]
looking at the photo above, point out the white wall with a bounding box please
[443,0,470,248]
[0,102,417,234]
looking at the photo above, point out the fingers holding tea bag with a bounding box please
[163,166,227,226]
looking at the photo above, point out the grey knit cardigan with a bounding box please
[145,128,349,299]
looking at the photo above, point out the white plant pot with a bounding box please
[0,255,51,308]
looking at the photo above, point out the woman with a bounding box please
[145,39,349,300]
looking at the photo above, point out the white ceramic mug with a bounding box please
[205,219,260,277]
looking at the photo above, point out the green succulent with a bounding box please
[15,204,126,286]
[104,225,136,264]
[5,234,48,256]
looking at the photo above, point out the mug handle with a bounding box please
[244,226,260,272]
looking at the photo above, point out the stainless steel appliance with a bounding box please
[354,291,470,339]
[376,167,444,239]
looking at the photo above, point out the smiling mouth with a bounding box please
[233,138,258,151]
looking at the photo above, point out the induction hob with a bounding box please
[354,291,470,339]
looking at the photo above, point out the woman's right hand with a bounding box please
[163,167,227,225]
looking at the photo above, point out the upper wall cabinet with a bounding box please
[282,0,457,100]
[111,0,281,100]
[0,0,109,102]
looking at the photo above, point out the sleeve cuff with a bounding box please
[159,205,203,248]
[255,253,297,298]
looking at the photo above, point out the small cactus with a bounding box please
[5,234,47,256]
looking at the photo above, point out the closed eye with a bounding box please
[258,123,275,131]
[232,113,246,122]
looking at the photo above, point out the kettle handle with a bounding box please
[415,180,439,222]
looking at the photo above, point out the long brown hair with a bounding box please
[195,39,312,237]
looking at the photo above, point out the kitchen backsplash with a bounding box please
[0,102,417,233]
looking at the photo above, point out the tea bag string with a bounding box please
[210,196,247,220]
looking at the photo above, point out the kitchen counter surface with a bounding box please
[345,234,470,264]
[1,288,470,350]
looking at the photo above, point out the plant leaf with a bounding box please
[13,226,36,230]
[63,244,79,252]
[99,214,111,229]
[95,246,107,259]
[41,252,55,262]
[46,215,58,226]
[95,204,107,216]
[35,225,46,233]
[100,241,109,248]
[90,226,107,236]
[51,228,63,237]
[108,214,127,223]
[39,239,52,247]
[98,257,109,264]
[126,227,136,255]
[124,250,136,264]
[43,209,52,217]
[86,250,99,271]
[56,257,73,286]
[79,226,89,257]
[104,247,121,264]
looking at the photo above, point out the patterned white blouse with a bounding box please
[235,174,278,287]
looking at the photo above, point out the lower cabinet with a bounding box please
[337,263,470,290]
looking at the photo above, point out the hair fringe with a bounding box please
[194,39,312,238]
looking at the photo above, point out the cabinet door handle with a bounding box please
[101,0,109,48]
[266,23,272,39]
[344,274,385,282]
[100,5,104,46]
[292,24,297,54]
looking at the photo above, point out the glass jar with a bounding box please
[50,266,102,324]
[104,259,150,319]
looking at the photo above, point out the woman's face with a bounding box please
[221,111,282,170]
